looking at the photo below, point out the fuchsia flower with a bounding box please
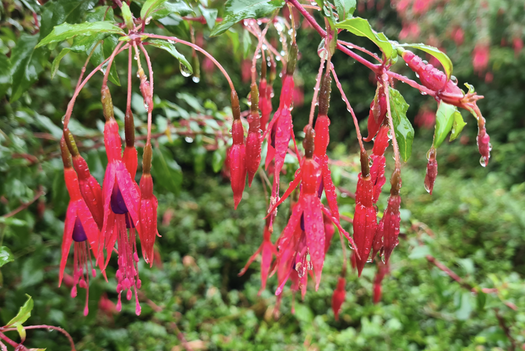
[229,90,247,209]
[100,86,142,315]
[473,43,490,74]
[59,137,100,316]
[238,218,276,294]
[331,277,346,320]
[373,260,389,304]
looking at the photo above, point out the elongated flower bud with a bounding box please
[139,144,158,266]
[424,146,438,194]
[230,119,246,209]
[246,83,262,186]
[331,277,346,321]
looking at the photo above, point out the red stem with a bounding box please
[0,333,18,348]
[138,43,154,145]
[288,0,380,73]
[0,325,76,350]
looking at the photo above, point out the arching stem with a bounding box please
[382,72,402,171]
[138,42,154,145]
[308,58,326,126]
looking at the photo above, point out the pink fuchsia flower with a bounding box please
[513,37,523,57]
[59,137,100,316]
[100,86,142,315]
[452,27,464,46]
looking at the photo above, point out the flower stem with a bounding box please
[308,58,326,126]
[138,42,154,145]
[382,72,401,171]
[329,64,365,153]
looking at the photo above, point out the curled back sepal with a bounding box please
[424,146,438,194]
[64,128,104,229]
[138,144,159,266]
[246,83,262,187]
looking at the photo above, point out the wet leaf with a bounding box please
[211,0,286,37]
[147,39,192,74]
[433,102,457,148]
[449,111,466,142]
[389,87,414,162]
[0,54,11,98]
[36,21,124,48]
[10,33,45,102]
[0,246,14,267]
[147,1,195,20]
[336,17,394,59]
[199,5,218,30]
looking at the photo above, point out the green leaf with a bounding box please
[151,146,183,196]
[148,1,195,20]
[336,17,394,59]
[199,5,218,30]
[409,245,430,259]
[36,21,124,48]
[476,290,486,311]
[147,39,192,74]
[50,48,71,79]
[456,292,473,321]
[122,2,134,30]
[90,36,121,86]
[0,54,11,98]
[433,102,457,148]
[450,111,467,142]
[212,149,226,173]
[243,29,252,59]
[388,87,414,162]
[39,0,98,38]
[0,246,14,267]
[334,0,356,19]
[10,33,45,102]
[211,0,286,37]
[398,43,453,80]
[6,295,33,342]
[141,0,168,19]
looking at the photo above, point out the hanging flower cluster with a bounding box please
[39,0,490,319]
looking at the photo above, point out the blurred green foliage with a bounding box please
[0,0,524,350]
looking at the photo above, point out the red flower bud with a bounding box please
[477,126,491,167]
[332,277,346,320]
[230,119,246,209]
[424,147,438,194]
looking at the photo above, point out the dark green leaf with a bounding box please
[199,5,218,30]
[0,54,11,98]
[90,35,121,87]
[433,102,457,148]
[148,1,195,20]
[50,48,70,79]
[0,246,14,267]
[334,0,356,21]
[10,34,45,102]
[398,43,453,80]
[336,17,394,59]
[450,111,467,142]
[6,295,33,342]
[36,21,124,48]
[211,0,286,37]
[389,87,414,162]
[476,290,486,311]
[147,39,192,74]
[151,146,183,196]
[39,0,98,38]
[157,15,190,39]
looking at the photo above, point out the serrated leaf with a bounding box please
[50,48,71,79]
[147,39,192,74]
[0,246,14,267]
[199,5,218,30]
[449,111,466,141]
[39,0,98,38]
[212,148,226,173]
[10,33,45,102]
[0,54,11,98]
[36,21,124,48]
[151,147,183,195]
[211,0,286,37]
[334,0,356,21]
[389,87,414,162]
[398,43,453,80]
[336,17,394,59]
[6,295,33,342]
[433,102,457,148]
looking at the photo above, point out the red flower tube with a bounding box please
[59,137,100,316]
[245,83,263,186]
[229,90,246,209]
[332,277,346,320]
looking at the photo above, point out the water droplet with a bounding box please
[180,63,191,77]
[185,137,194,143]
[479,156,486,167]
[424,182,431,193]
[192,76,200,83]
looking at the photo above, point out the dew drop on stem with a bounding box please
[180,62,191,77]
